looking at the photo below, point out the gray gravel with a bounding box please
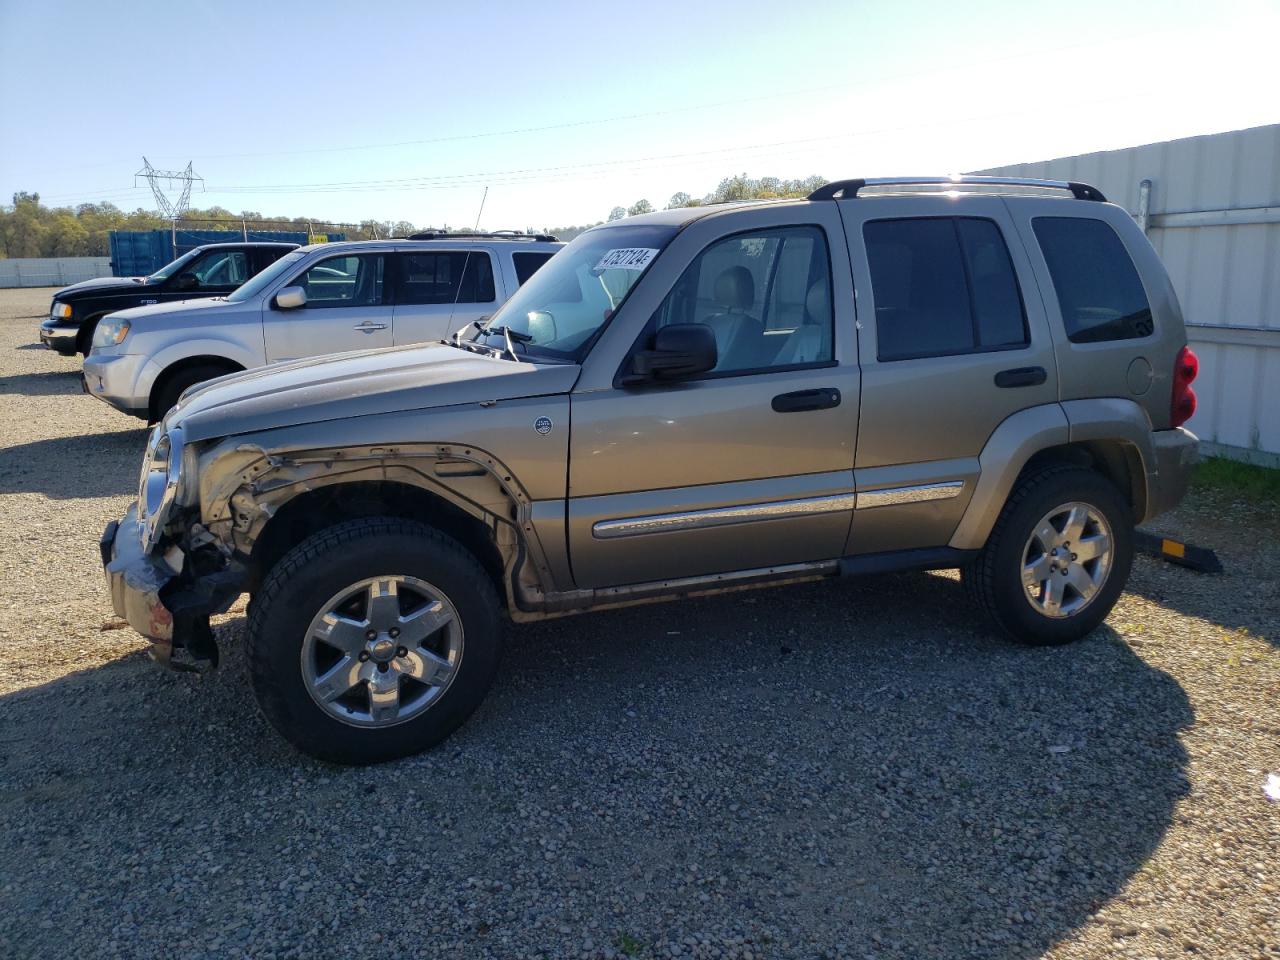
[0,286,1277,960]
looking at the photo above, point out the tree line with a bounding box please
[0,192,434,259]
[1,174,825,257]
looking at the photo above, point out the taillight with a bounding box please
[1171,345,1198,428]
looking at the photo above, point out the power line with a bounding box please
[26,24,1178,178]
[198,90,1147,198]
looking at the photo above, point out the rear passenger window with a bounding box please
[864,218,1028,362]
[396,251,496,305]
[513,252,554,285]
[1032,217,1154,343]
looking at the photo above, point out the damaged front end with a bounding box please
[101,505,246,669]
[101,422,248,669]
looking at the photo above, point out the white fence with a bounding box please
[979,123,1280,467]
[0,257,113,289]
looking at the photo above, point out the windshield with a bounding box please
[475,223,677,360]
[226,249,307,303]
[146,248,202,282]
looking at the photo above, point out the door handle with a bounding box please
[994,366,1047,388]
[354,321,388,333]
[772,388,841,413]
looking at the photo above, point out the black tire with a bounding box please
[151,363,233,421]
[961,465,1133,646]
[247,517,503,764]
[76,314,108,356]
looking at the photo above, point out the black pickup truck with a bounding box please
[39,241,298,356]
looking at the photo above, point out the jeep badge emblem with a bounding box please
[534,416,553,436]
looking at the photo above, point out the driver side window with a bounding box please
[186,251,249,289]
[292,254,385,308]
[651,226,833,374]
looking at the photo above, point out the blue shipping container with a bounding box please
[108,229,345,276]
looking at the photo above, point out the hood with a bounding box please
[170,341,582,443]
[111,296,235,323]
[54,275,149,298]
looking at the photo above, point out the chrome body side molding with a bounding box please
[592,492,858,540]
[856,480,963,510]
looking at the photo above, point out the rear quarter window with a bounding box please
[1032,217,1154,343]
[513,251,555,285]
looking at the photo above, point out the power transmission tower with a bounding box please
[134,157,203,220]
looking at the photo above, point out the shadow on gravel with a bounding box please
[1127,569,1279,650]
[0,370,82,396]
[0,428,146,498]
[14,342,50,351]
[1125,516,1280,649]
[0,572,1193,959]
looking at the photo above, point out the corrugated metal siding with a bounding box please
[0,257,112,288]
[978,124,1280,464]
[108,230,345,276]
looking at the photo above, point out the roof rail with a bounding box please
[808,176,1107,203]
[407,231,560,242]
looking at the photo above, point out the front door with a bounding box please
[391,249,501,344]
[263,252,392,361]
[161,247,252,301]
[567,206,859,589]
[838,197,1060,554]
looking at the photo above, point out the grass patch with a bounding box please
[615,932,647,958]
[1192,456,1280,505]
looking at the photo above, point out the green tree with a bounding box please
[627,199,653,216]
[666,192,692,209]
[606,206,626,222]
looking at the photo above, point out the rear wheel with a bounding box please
[247,517,503,763]
[962,466,1132,645]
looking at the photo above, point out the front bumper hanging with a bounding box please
[101,504,243,667]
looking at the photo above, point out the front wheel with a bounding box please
[962,466,1133,646]
[247,517,503,763]
[151,363,235,422]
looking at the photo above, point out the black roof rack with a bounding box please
[407,231,560,242]
[808,176,1107,203]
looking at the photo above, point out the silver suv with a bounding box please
[82,235,562,420]
[101,176,1199,763]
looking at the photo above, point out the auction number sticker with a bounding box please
[594,248,659,272]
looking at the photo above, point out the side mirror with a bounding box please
[274,286,307,310]
[173,273,198,291]
[624,323,717,385]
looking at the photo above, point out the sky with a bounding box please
[2,0,1278,231]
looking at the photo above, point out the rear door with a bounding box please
[262,251,392,361]
[839,197,1059,554]
[391,249,501,344]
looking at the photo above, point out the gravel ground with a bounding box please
[0,285,1277,960]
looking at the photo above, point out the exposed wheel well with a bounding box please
[246,480,507,604]
[1019,440,1147,520]
[148,356,244,421]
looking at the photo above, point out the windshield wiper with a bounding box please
[450,319,484,347]
[483,325,533,363]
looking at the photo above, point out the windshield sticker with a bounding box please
[594,248,659,272]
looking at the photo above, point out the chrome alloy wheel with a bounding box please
[1021,501,1114,619]
[301,576,463,727]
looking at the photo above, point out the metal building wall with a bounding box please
[978,124,1280,466]
[0,257,112,288]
